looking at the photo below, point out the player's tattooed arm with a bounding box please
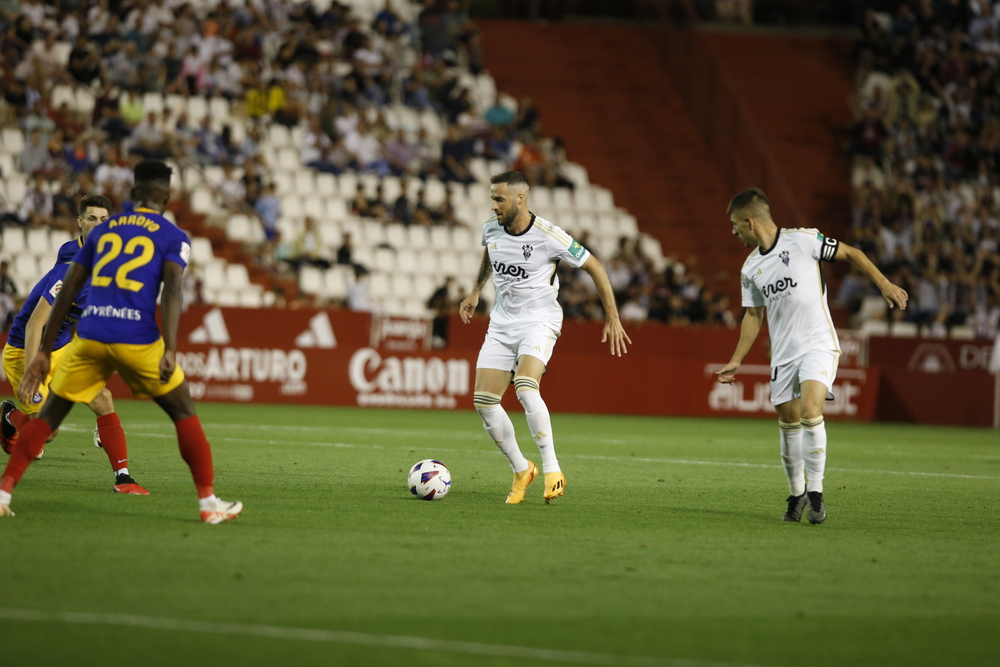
[473,249,492,291]
[459,249,492,324]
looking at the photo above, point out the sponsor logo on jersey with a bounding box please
[492,261,529,280]
[522,244,533,261]
[762,277,798,299]
[780,250,790,266]
[568,240,586,260]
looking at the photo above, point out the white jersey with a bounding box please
[481,213,591,332]
[741,228,841,365]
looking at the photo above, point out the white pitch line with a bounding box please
[0,608,767,667]
[55,426,1000,481]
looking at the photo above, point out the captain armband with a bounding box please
[819,235,839,262]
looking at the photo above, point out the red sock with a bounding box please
[10,409,29,432]
[97,413,128,472]
[175,415,214,499]
[0,419,52,493]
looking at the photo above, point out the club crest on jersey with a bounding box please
[780,250,790,266]
[522,244,533,261]
[32,392,43,404]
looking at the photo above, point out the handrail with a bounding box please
[643,0,808,228]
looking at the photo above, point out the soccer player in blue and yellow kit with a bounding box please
[0,161,242,523]
[1,195,148,494]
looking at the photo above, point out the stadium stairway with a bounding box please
[479,20,855,301]
[704,29,855,240]
[479,20,746,294]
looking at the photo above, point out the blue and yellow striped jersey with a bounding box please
[72,207,190,345]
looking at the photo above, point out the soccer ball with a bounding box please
[408,460,451,500]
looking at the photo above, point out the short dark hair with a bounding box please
[727,188,770,218]
[133,160,173,202]
[490,171,530,187]
[78,194,113,217]
[134,160,173,186]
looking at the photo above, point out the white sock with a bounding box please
[801,416,827,493]
[0,490,10,506]
[199,494,219,511]
[778,421,805,496]
[114,467,129,478]
[474,392,529,473]
[514,377,560,474]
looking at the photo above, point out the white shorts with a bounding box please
[476,323,560,373]
[770,349,840,406]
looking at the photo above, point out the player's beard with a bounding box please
[497,206,518,228]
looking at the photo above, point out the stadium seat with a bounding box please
[413,275,436,302]
[190,187,217,215]
[49,229,71,251]
[317,220,342,248]
[575,186,597,211]
[429,226,452,248]
[225,264,252,289]
[316,173,337,197]
[51,85,76,110]
[380,296,406,315]
[553,188,574,210]
[209,97,231,123]
[165,94,188,115]
[406,225,430,249]
[327,197,349,221]
[273,171,295,196]
[532,186,554,209]
[352,245,374,270]
[458,252,480,276]
[359,173,380,197]
[277,148,300,171]
[142,93,165,115]
[382,176,403,203]
[189,237,217,265]
[415,248,439,275]
[1,128,24,154]
[452,226,477,250]
[303,195,326,219]
[186,97,208,123]
[298,266,323,295]
[2,228,26,255]
[215,288,241,307]
[857,320,889,338]
[26,228,50,256]
[386,223,408,249]
[337,172,359,198]
[949,325,976,340]
[226,214,254,243]
[202,263,227,291]
[363,221,388,246]
[372,247,396,272]
[593,187,615,211]
[290,125,306,148]
[425,179,447,206]
[369,272,392,298]
[437,252,460,279]
[294,171,317,196]
[13,254,38,281]
[618,213,639,237]
[396,248,419,274]
[75,88,95,115]
[890,322,918,337]
[239,289,264,308]
[324,267,349,299]
[390,273,412,296]
[402,298,429,317]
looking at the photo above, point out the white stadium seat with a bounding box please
[26,228,49,256]
[225,264,252,289]
[299,266,324,295]
[2,228,26,255]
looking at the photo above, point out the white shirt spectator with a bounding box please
[344,130,383,168]
[300,128,332,165]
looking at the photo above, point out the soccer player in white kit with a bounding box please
[715,189,908,524]
[459,171,631,504]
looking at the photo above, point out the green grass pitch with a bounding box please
[0,400,997,667]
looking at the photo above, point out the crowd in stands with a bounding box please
[0,0,732,329]
[850,0,1000,338]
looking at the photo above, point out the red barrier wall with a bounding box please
[71,306,877,421]
[867,337,998,427]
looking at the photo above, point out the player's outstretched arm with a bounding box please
[19,262,88,404]
[581,255,631,357]
[835,243,908,310]
[159,260,184,384]
[459,249,491,324]
[716,306,764,384]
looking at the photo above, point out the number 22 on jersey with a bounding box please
[91,233,155,292]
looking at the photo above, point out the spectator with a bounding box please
[439,125,474,183]
[17,173,53,227]
[292,216,331,270]
[428,276,455,348]
[300,116,341,174]
[18,128,52,175]
[254,183,281,251]
[0,260,16,332]
[347,265,373,312]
